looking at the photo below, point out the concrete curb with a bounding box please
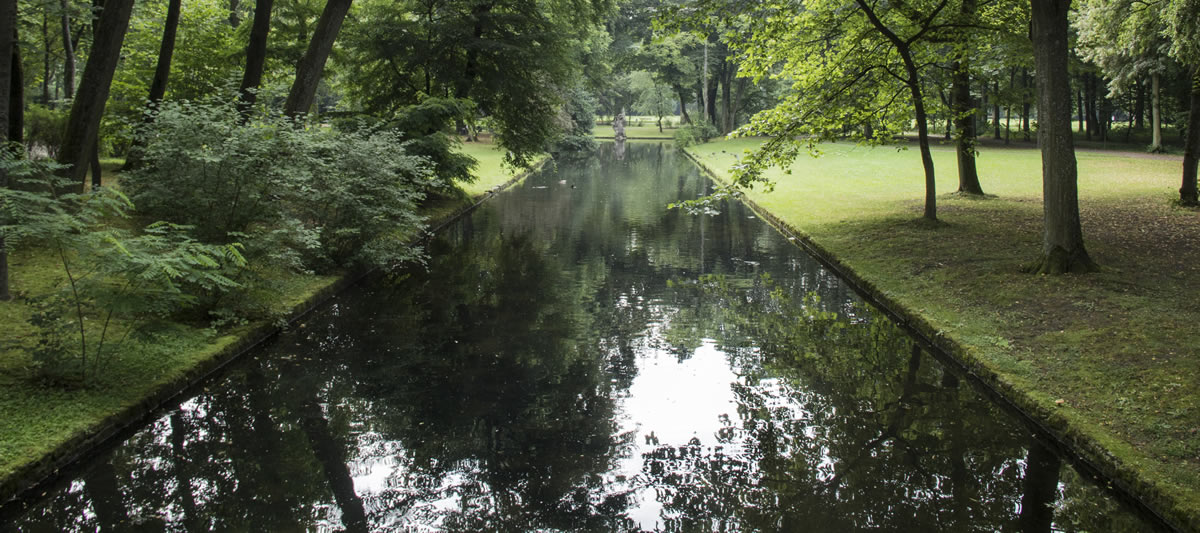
[682,148,1193,533]
[0,159,546,508]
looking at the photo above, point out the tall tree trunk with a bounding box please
[9,31,22,145]
[720,63,733,134]
[1030,0,1097,274]
[993,79,1002,139]
[1022,69,1031,141]
[0,0,16,301]
[1085,73,1098,139]
[61,0,76,99]
[237,0,273,117]
[42,11,51,106]
[674,85,690,124]
[90,138,101,188]
[124,0,181,169]
[228,0,240,27]
[952,2,983,196]
[1080,83,1089,134]
[55,0,135,190]
[282,0,352,119]
[856,0,937,220]
[1150,71,1163,152]
[1180,66,1200,207]
[1017,441,1061,533]
[1134,76,1145,130]
[700,40,708,125]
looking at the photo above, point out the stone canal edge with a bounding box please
[0,159,548,508]
[681,148,1194,533]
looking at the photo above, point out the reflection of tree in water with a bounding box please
[342,231,633,531]
[645,275,1155,532]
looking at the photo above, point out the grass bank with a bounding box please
[688,137,1200,531]
[0,139,536,503]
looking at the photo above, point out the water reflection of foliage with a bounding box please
[341,231,633,531]
[645,274,1146,532]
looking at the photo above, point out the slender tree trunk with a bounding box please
[237,0,273,117]
[856,0,937,220]
[993,79,1002,139]
[283,0,353,119]
[1076,82,1084,133]
[0,0,16,301]
[1030,0,1097,274]
[1150,71,1163,152]
[1007,68,1015,144]
[1017,441,1061,533]
[1134,76,1145,130]
[952,3,983,196]
[61,0,75,99]
[1022,69,1031,141]
[55,0,135,190]
[701,40,708,124]
[42,11,51,106]
[124,0,181,169]
[1179,66,1200,206]
[721,63,733,134]
[9,32,22,145]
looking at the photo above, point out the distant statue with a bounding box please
[613,109,627,141]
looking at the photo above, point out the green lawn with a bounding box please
[689,137,1200,530]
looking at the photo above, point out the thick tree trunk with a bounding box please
[1030,0,1097,274]
[283,0,353,119]
[1150,71,1163,152]
[1180,67,1200,206]
[237,0,273,117]
[0,0,16,301]
[124,0,181,169]
[56,0,135,189]
[675,85,690,124]
[61,0,75,99]
[952,13,983,196]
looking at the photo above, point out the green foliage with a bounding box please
[122,98,433,274]
[0,153,244,384]
[672,119,718,148]
[552,86,599,154]
[22,105,68,159]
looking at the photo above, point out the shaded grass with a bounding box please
[0,143,533,491]
[689,137,1200,527]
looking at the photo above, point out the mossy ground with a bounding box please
[0,139,528,488]
[688,137,1200,526]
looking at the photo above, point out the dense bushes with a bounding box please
[123,99,435,273]
[673,119,720,148]
[2,100,437,381]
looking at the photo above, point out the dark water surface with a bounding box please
[6,143,1165,532]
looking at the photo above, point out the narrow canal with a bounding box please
[5,142,1165,531]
